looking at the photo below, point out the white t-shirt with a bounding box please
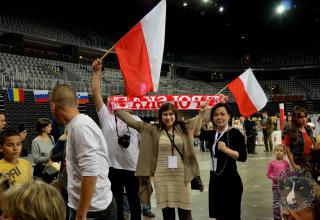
[66,114,112,211]
[97,105,140,171]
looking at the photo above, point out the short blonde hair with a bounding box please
[50,84,77,108]
[0,173,10,196]
[0,180,66,220]
[274,144,286,153]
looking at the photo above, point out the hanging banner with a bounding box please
[279,103,285,132]
[108,94,227,111]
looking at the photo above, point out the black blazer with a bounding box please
[199,128,247,173]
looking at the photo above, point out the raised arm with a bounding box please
[114,110,145,132]
[91,59,104,112]
[190,102,208,136]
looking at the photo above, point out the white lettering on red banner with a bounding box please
[108,94,227,110]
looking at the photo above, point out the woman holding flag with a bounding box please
[199,102,247,220]
[114,100,206,220]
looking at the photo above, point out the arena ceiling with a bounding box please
[1,0,320,53]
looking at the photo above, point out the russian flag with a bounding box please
[76,92,89,104]
[114,0,166,96]
[7,88,24,102]
[34,90,49,103]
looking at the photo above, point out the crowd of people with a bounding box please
[0,60,320,220]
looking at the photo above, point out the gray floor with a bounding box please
[144,145,275,220]
[25,144,276,220]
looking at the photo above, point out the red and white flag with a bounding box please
[115,0,166,97]
[227,68,267,117]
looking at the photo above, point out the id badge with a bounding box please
[168,156,178,169]
[211,157,217,171]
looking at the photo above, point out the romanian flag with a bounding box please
[7,88,25,102]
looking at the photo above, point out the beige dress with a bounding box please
[154,131,192,210]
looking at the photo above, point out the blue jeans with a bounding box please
[69,198,117,220]
[123,194,151,214]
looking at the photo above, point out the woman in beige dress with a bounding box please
[115,102,205,220]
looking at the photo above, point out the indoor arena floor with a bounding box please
[144,144,275,220]
[24,144,275,220]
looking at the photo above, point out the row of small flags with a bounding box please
[6,88,89,104]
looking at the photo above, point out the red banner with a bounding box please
[108,94,227,110]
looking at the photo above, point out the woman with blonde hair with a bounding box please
[0,180,66,220]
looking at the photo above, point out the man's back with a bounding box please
[66,113,112,211]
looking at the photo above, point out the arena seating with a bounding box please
[2,14,320,69]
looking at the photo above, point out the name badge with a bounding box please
[211,157,217,171]
[168,156,178,169]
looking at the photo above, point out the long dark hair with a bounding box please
[210,102,233,127]
[291,105,307,144]
[157,102,188,134]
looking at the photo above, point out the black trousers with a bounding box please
[109,168,141,220]
[162,207,193,220]
[246,136,256,153]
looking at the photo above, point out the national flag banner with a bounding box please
[114,0,166,96]
[33,90,49,103]
[76,92,89,104]
[227,68,267,117]
[7,88,25,102]
[108,94,227,111]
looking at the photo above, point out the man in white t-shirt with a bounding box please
[50,84,116,220]
[92,59,153,220]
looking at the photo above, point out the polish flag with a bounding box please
[114,0,166,97]
[227,68,267,117]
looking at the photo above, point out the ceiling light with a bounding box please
[276,4,285,14]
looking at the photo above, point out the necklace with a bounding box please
[213,129,230,176]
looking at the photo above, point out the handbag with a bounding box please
[165,130,204,192]
[191,176,204,192]
[44,162,60,175]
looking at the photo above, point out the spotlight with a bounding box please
[276,4,285,14]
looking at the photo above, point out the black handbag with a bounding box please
[165,130,204,192]
[191,176,204,192]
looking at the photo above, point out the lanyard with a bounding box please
[212,125,229,156]
[165,129,175,156]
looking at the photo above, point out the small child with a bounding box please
[266,144,290,220]
[0,180,66,220]
[0,129,32,186]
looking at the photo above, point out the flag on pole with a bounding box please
[227,68,267,117]
[7,88,24,102]
[76,92,89,104]
[34,90,49,103]
[114,0,166,96]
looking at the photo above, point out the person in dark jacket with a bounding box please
[199,102,247,220]
[243,117,257,154]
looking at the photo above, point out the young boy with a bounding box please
[0,129,32,186]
